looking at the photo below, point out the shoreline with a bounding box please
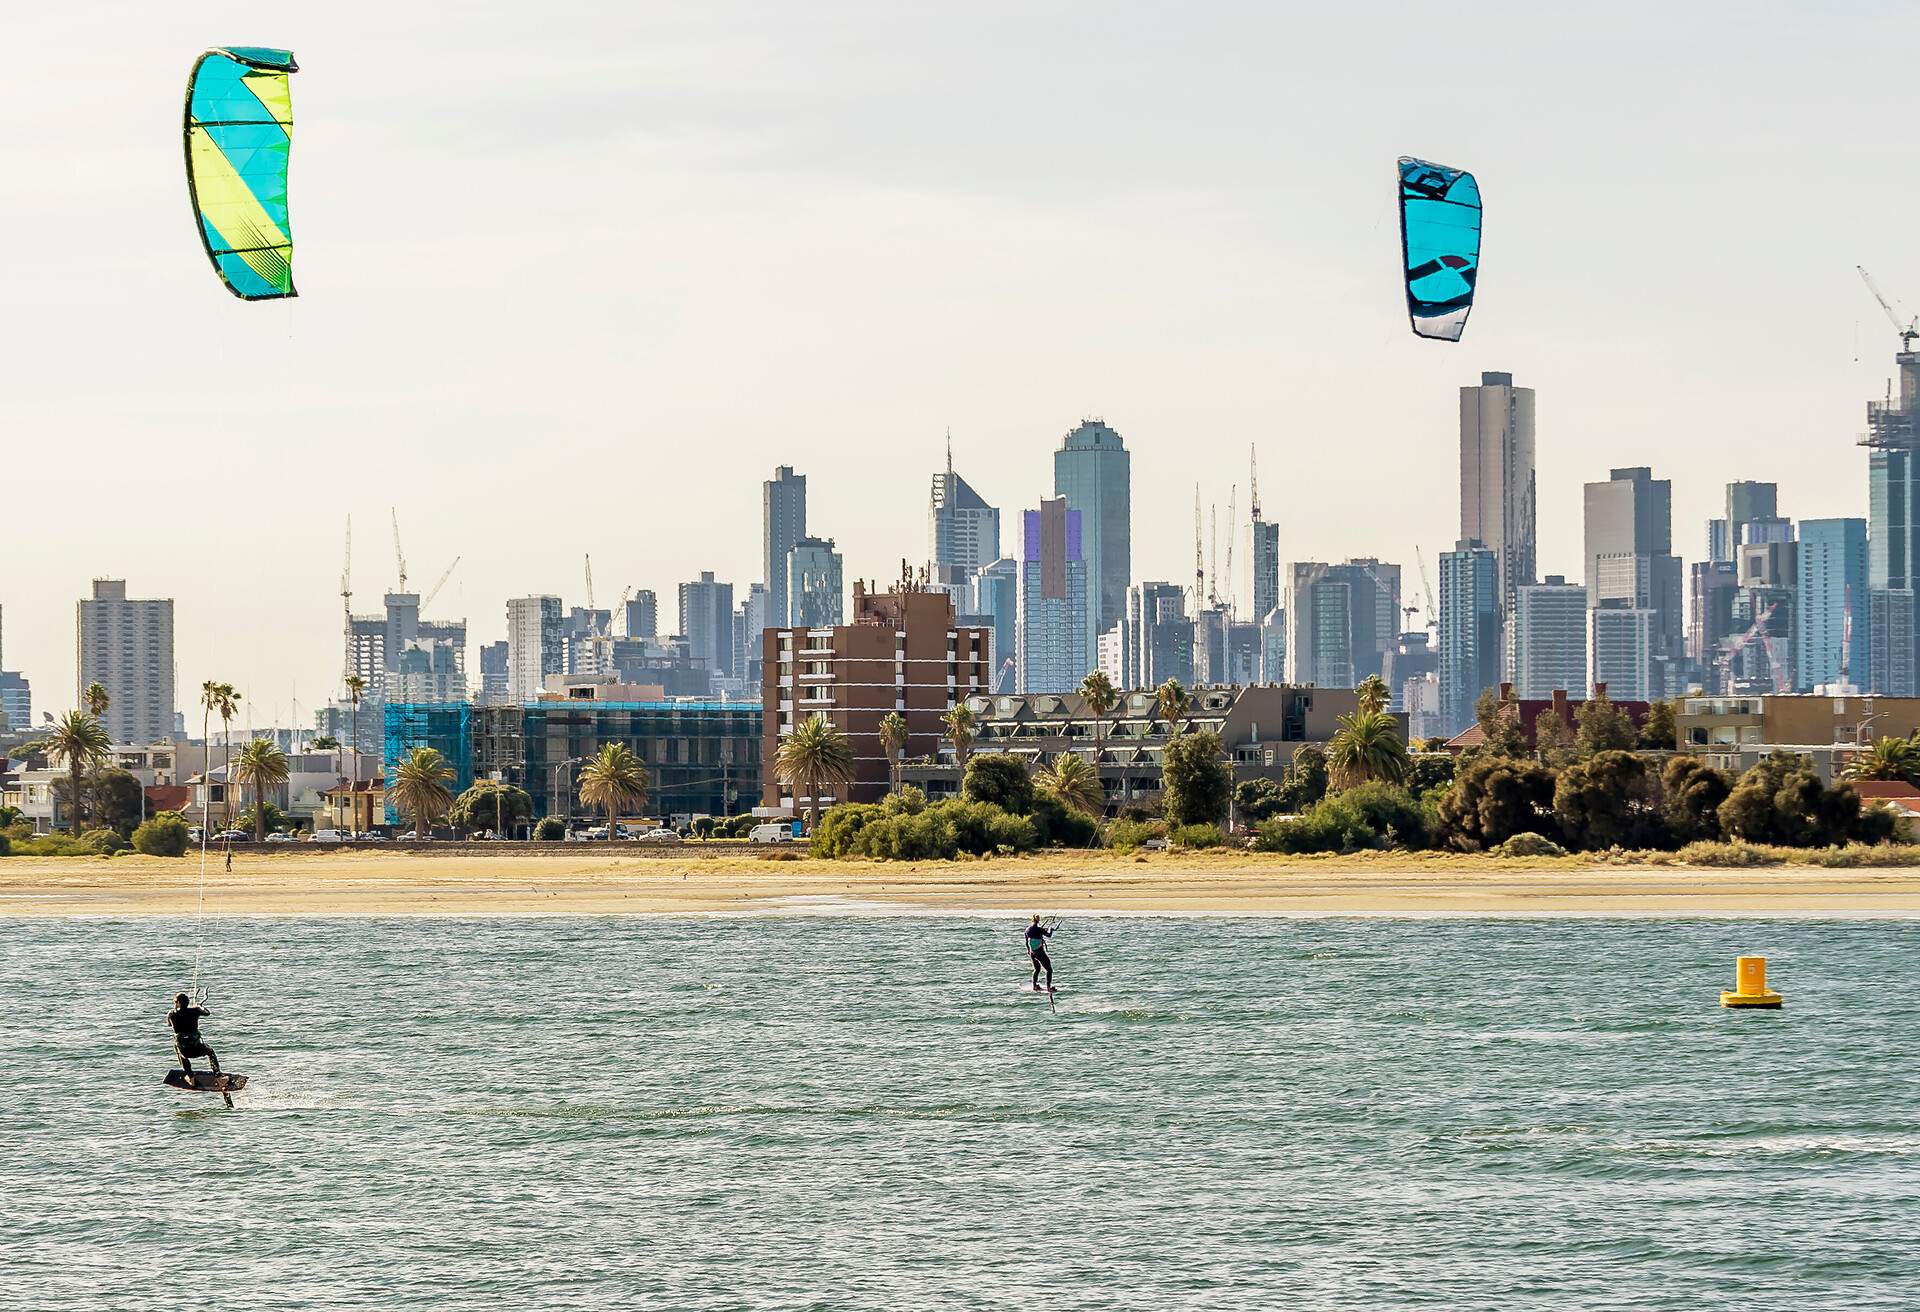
[3,850,1919,917]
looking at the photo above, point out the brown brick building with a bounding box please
[761,583,992,814]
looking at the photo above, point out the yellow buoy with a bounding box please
[1720,955,1783,1009]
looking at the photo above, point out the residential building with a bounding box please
[764,465,807,626]
[1251,520,1281,624]
[929,444,1000,591]
[626,589,658,640]
[76,578,175,745]
[899,684,1399,812]
[1191,605,1230,686]
[786,537,845,628]
[562,607,613,676]
[1438,539,1500,737]
[1585,466,1683,658]
[760,584,990,812]
[1797,518,1867,692]
[1459,371,1538,628]
[733,583,771,689]
[1870,590,1916,696]
[1511,576,1587,699]
[344,590,468,705]
[1052,419,1131,658]
[1444,684,1652,752]
[390,641,465,704]
[678,572,735,681]
[1678,692,1920,780]
[1116,581,1193,692]
[1589,601,1657,702]
[1403,672,1442,741]
[1688,560,1739,673]
[506,595,563,703]
[477,640,509,705]
[1017,497,1090,693]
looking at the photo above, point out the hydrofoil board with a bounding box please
[164,1070,247,1094]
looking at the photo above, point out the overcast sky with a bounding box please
[2,1,1915,724]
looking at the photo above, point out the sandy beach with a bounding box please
[2,848,1918,916]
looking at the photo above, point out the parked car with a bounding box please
[264,832,297,844]
[310,829,345,843]
[210,830,248,842]
[749,823,796,844]
[636,828,681,843]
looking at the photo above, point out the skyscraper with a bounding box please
[506,595,562,702]
[1865,342,1920,694]
[929,442,1000,592]
[763,465,807,626]
[1119,581,1192,691]
[1511,576,1588,698]
[1459,371,1537,628]
[1688,560,1740,685]
[1438,540,1500,737]
[1250,448,1281,624]
[1017,497,1088,694]
[679,572,736,680]
[76,578,175,744]
[969,557,1019,692]
[625,589,658,640]
[477,640,509,705]
[1288,564,1353,689]
[1584,465,1683,658]
[1052,420,1130,663]
[786,537,845,628]
[1589,602,1657,701]
[1797,518,1868,691]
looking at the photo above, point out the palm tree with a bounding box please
[878,711,910,795]
[1847,734,1920,786]
[1355,674,1391,717]
[942,703,976,771]
[775,713,855,834]
[344,674,368,835]
[1156,677,1193,738]
[233,739,291,841]
[1079,670,1119,757]
[1328,709,1410,790]
[44,709,111,834]
[387,746,455,841]
[199,682,240,831]
[1037,751,1104,818]
[577,743,650,831]
[83,681,111,726]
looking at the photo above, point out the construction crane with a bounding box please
[1413,545,1437,627]
[1192,485,1205,612]
[421,556,461,611]
[1858,265,1919,353]
[1224,485,1237,618]
[339,516,353,679]
[618,586,634,637]
[390,508,409,593]
[1717,601,1779,689]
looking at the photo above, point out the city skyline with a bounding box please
[3,3,1915,709]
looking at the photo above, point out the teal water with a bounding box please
[2,915,1915,1309]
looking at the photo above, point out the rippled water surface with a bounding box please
[3,915,1916,1309]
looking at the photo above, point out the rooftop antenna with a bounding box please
[946,426,953,473]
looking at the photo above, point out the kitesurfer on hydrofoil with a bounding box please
[1025,915,1055,991]
[168,993,221,1089]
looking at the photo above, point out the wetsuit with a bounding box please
[168,1005,220,1082]
[1025,923,1054,989]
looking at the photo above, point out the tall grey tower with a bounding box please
[1052,419,1131,662]
[1459,372,1537,636]
[1584,466,1683,660]
[929,436,1000,592]
[76,578,175,744]
[763,465,807,626]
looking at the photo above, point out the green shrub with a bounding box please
[7,835,100,857]
[80,828,129,855]
[132,812,191,857]
[1028,793,1097,848]
[1675,840,1782,868]
[1105,818,1166,851]
[1162,731,1231,827]
[882,786,927,816]
[1232,778,1288,825]
[810,803,886,857]
[1256,805,1374,854]
[1491,832,1568,858]
[817,799,1038,861]
[1170,823,1225,849]
[962,755,1035,813]
[533,816,566,842]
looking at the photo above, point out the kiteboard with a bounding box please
[164,1070,247,1094]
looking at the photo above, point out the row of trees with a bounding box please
[380,741,652,840]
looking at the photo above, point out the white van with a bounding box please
[749,823,795,844]
[310,829,345,843]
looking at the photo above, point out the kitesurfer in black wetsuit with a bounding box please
[168,993,220,1088]
[1025,915,1054,991]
